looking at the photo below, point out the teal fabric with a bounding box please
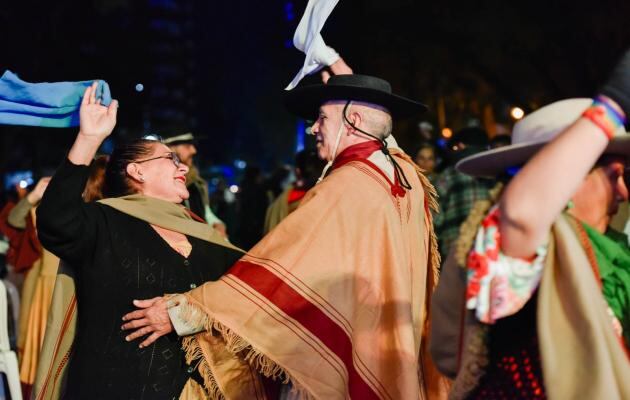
[583,223,630,347]
[0,70,111,128]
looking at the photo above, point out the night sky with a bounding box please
[1,0,630,179]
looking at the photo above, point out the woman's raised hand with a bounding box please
[68,82,118,165]
[78,82,118,142]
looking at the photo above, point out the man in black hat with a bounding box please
[122,73,449,399]
[163,132,227,236]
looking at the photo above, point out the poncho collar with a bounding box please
[332,140,406,197]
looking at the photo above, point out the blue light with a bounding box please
[221,166,235,179]
[436,138,447,148]
[284,39,293,48]
[4,171,33,191]
[209,166,237,185]
[296,119,306,152]
[284,2,294,21]
[505,166,521,177]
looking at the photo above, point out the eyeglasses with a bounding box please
[135,152,181,167]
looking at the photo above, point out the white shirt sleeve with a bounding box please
[167,296,206,336]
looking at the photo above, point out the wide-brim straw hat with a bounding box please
[284,74,427,120]
[456,98,630,178]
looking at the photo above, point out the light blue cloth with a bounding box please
[0,70,112,128]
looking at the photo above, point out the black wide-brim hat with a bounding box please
[284,74,427,120]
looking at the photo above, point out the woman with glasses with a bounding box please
[35,83,244,399]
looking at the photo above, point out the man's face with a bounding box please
[170,143,197,167]
[310,102,345,161]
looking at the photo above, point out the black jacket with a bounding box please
[37,159,242,400]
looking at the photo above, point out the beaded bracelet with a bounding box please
[582,96,626,140]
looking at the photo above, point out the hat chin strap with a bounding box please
[340,101,412,191]
[316,101,352,184]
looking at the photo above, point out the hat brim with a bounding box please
[456,135,630,178]
[283,84,427,120]
[165,135,207,146]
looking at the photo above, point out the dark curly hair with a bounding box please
[103,139,157,197]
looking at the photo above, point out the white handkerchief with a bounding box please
[285,0,340,90]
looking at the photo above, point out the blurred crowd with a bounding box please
[0,24,628,397]
[0,102,629,398]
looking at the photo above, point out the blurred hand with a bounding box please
[26,177,51,204]
[78,82,118,142]
[600,48,630,119]
[121,297,173,348]
[321,57,353,83]
[329,57,353,75]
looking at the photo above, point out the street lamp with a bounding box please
[510,107,525,120]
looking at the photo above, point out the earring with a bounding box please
[139,177,145,183]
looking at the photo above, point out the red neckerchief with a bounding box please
[332,141,406,197]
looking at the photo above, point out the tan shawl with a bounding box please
[538,215,630,399]
[18,249,59,389]
[33,195,243,400]
[170,152,450,399]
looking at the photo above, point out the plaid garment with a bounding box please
[434,166,493,261]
